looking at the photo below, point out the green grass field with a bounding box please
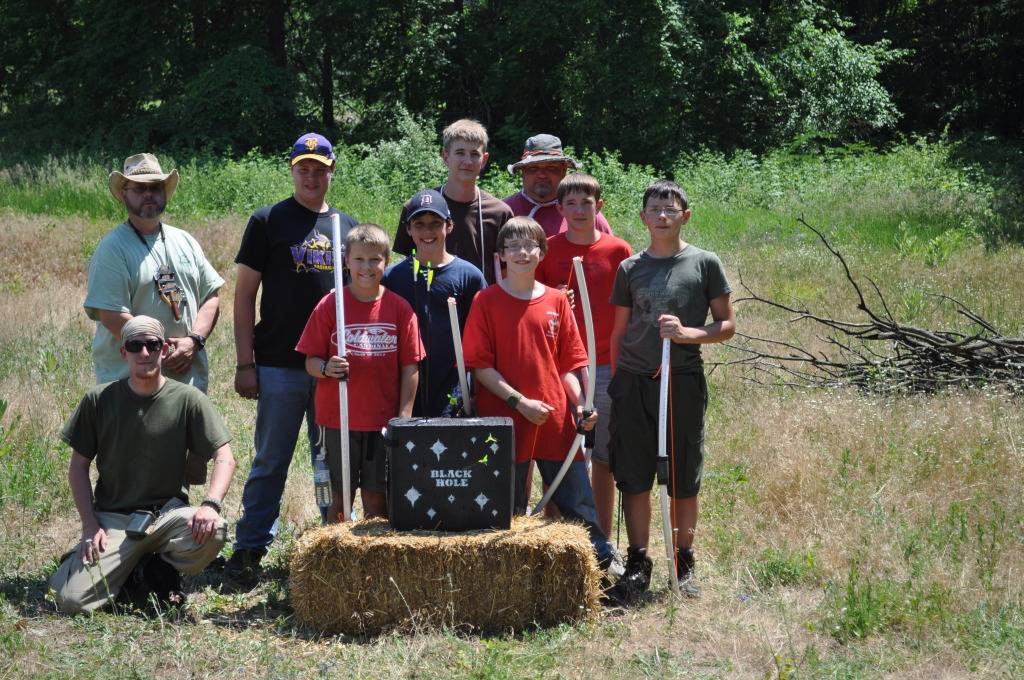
[0,141,1022,678]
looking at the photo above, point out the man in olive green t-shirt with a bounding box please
[49,316,237,614]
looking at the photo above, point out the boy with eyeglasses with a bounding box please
[536,174,633,539]
[383,189,486,416]
[462,217,616,572]
[606,180,735,602]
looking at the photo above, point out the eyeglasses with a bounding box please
[522,164,566,175]
[502,241,541,254]
[644,207,685,217]
[124,338,163,353]
[124,183,165,195]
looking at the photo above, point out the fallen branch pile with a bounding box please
[724,219,1024,394]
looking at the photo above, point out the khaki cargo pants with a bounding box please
[49,498,226,614]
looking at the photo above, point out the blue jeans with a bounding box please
[234,366,320,550]
[515,459,614,566]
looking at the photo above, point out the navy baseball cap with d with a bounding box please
[290,132,335,166]
[407,189,451,221]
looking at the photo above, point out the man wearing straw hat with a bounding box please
[504,134,613,238]
[87,153,224,394]
[49,316,236,614]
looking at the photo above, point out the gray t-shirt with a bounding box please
[610,246,731,374]
[61,379,232,512]
[85,222,224,390]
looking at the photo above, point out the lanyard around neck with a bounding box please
[441,183,485,274]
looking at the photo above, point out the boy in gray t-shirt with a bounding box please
[607,180,735,602]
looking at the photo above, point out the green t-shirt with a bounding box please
[84,222,225,391]
[610,246,731,374]
[60,379,232,513]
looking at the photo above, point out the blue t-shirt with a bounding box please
[383,256,486,416]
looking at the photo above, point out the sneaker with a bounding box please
[606,546,653,605]
[607,545,626,578]
[676,547,701,598]
[223,547,266,590]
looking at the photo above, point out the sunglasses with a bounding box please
[124,338,164,353]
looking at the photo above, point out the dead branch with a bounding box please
[721,219,1024,394]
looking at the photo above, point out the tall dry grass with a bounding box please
[1,209,1021,677]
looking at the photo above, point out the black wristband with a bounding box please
[236,362,256,370]
[200,496,222,514]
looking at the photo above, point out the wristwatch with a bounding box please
[505,391,522,409]
[188,332,206,349]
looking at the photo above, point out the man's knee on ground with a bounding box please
[49,562,105,615]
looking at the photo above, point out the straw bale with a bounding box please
[289,516,602,635]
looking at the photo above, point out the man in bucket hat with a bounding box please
[226,132,358,587]
[49,316,236,614]
[504,134,613,238]
[87,153,224,393]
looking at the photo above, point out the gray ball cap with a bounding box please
[507,134,581,174]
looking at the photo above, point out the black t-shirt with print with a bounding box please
[236,196,357,368]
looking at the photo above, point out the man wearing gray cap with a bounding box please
[49,316,236,614]
[87,153,224,393]
[504,134,614,238]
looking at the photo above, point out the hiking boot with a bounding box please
[676,547,701,598]
[223,547,266,590]
[606,546,653,605]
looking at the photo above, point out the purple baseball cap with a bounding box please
[290,132,335,166]
[407,189,451,221]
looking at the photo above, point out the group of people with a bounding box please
[49,119,734,614]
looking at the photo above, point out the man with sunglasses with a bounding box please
[504,134,613,238]
[50,316,236,614]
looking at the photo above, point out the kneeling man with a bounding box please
[50,316,236,613]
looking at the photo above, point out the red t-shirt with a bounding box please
[462,284,589,463]
[296,287,424,431]
[536,233,633,365]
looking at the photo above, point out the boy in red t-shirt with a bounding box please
[296,224,424,522]
[537,174,633,538]
[463,217,615,570]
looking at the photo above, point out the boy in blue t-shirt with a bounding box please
[383,189,487,416]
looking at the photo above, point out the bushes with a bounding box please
[0,137,1018,248]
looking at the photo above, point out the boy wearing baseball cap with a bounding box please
[383,189,487,416]
[227,132,359,585]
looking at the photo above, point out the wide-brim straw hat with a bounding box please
[507,134,581,174]
[108,153,179,202]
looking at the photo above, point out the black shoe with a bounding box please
[223,547,266,590]
[606,546,653,605]
[115,555,184,612]
[145,555,185,608]
[676,547,701,598]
